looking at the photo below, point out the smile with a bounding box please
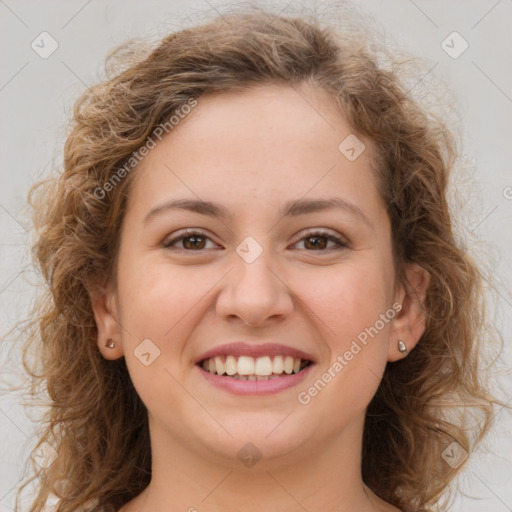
[200,355,312,380]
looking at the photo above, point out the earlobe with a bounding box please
[388,263,430,362]
[90,284,125,360]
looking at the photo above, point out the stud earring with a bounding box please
[397,340,408,354]
[105,338,116,348]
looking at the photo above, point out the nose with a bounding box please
[215,247,294,327]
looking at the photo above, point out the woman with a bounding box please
[19,7,497,512]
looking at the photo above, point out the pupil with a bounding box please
[306,236,326,250]
[184,236,205,249]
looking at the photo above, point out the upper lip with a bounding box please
[195,342,316,364]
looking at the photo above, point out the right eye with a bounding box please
[162,229,221,251]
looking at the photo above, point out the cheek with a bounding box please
[118,263,214,342]
[300,256,394,356]
[115,263,215,409]
[295,260,394,419]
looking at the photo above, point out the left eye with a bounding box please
[291,230,347,251]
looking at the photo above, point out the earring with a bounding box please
[105,338,116,348]
[397,340,408,354]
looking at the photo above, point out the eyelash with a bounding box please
[162,229,348,253]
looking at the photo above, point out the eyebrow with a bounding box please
[143,197,372,227]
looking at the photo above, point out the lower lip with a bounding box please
[198,364,314,396]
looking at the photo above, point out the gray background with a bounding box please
[1,1,511,511]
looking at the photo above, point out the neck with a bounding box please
[121,413,396,512]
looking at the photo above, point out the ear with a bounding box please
[388,263,430,362]
[90,283,125,360]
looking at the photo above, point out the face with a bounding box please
[93,83,426,468]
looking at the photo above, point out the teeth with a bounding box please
[272,355,284,374]
[201,355,308,377]
[214,356,225,375]
[255,356,273,376]
[224,374,288,381]
[237,356,255,375]
[225,355,237,376]
[284,356,294,374]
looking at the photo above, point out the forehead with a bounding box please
[126,83,382,222]
[162,83,356,159]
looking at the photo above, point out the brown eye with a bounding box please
[293,230,347,252]
[303,235,329,250]
[163,230,217,251]
[181,235,207,250]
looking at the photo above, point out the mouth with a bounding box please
[199,354,313,381]
[195,342,315,395]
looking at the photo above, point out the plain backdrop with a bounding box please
[1,1,511,511]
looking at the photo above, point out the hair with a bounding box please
[17,5,499,512]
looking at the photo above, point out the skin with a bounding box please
[92,82,429,512]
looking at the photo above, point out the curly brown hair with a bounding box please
[17,6,498,512]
